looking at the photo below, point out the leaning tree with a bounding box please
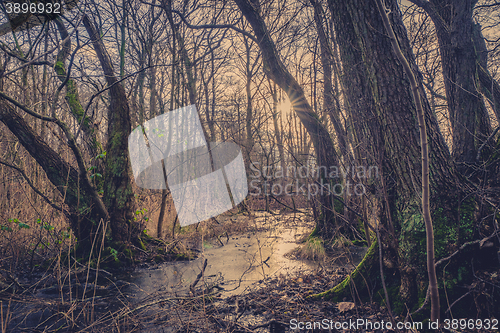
[0,3,143,252]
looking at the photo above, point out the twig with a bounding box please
[190,259,208,294]
[445,290,472,314]
[376,224,396,326]
[476,126,500,161]
[435,229,500,267]
[0,160,63,212]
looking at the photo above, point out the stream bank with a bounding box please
[1,211,372,332]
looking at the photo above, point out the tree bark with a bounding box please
[234,0,342,239]
[82,14,140,243]
[310,0,347,156]
[410,0,491,173]
[376,0,439,320]
[327,0,460,309]
[53,18,101,157]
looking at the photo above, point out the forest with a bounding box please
[0,0,500,331]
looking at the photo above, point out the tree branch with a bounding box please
[0,160,63,212]
[0,91,55,122]
[169,7,257,43]
[408,0,450,33]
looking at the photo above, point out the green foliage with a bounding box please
[37,218,54,231]
[90,172,102,179]
[0,225,12,232]
[1,218,31,232]
[87,151,107,189]
[96,151,107,159]
[109,247,118,260]
[458,198,475,242]
[134,208,149,222]
[35,218,72,246]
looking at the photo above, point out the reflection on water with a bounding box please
[126,214,318,298]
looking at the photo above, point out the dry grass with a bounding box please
[294,237,326,261]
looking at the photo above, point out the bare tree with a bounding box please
[234,0,343,239]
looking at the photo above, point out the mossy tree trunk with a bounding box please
[0,102,104,245]
[82,15,141,244]
[325,0,469,312]
[53,18,101,158]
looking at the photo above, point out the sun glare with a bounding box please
[278,97,292,114]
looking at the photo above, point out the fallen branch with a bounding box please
[190,259,208,294]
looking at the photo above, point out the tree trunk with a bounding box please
[326,0,462,311]
[234,0,342,239]
[53,18,101,157]
[270,82,287,190]
[0,102,104,245]
[82,14,140,244]
[376,0,439,319]
[411,0,491,173]
[244,36,254,166]
[310,0,347,156]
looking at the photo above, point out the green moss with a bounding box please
[458,197,475,242]
[66,80,89,125]
[352,239,368,246]
[123,248,133,258]
[308,239,378,301]
[138,236,147,251]
[54,60,65,76]
[309,224,320,238]
[333,196,344,214]
[55,60,101,152]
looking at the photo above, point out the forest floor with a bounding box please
[0,210,375,332]
[1,209,496,332]
[0,262,398,332]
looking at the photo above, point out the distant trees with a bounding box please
[235,0,343,239]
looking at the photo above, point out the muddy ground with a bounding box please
[3,210,495,332]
